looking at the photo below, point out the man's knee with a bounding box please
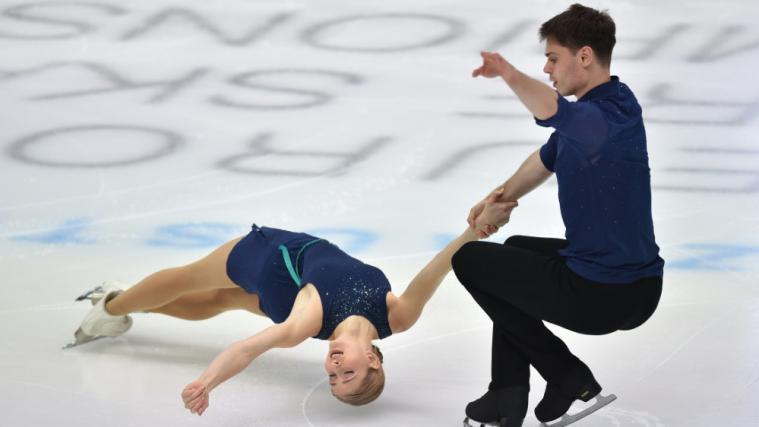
[452,241,484,287]
[503,235,527,247]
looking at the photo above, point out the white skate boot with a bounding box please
[64,282,133,349]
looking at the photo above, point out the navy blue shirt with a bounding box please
[536,76,664,283]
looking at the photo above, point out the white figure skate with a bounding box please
[63,282,132,349]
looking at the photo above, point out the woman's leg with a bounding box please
[148,287,265,320]
[105,237,243,316]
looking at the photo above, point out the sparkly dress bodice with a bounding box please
[300,242,393,340]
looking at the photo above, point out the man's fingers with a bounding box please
[486,187,505,203]
[493,201,518,210]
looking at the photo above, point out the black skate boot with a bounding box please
[463,386,527,427]
[534,364,606,424]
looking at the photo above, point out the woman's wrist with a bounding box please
[197,373,217,391]
[462,226,480,241]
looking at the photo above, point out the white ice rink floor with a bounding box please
[1,0,758,426]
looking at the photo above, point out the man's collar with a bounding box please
[578,76,620,101]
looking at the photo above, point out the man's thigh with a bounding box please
[454,240,626,335]
[503,235,568,258]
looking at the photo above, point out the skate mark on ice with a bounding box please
[634,314,724,384]
[596,407,666,426]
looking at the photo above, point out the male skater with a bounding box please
[453,4,665,426]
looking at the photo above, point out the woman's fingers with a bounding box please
[190,398,208,415]
[182,382,206,403]
[182,383,209,415]
[193,396,209,416]
[188,385,205,401]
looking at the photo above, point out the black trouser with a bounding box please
[451,235,662,391]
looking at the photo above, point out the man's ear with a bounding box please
[579,46,594,66]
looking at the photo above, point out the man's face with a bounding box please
[543,38,585,97]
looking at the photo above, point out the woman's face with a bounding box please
[324,339,378,398]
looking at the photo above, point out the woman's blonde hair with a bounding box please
[334,345,385,406]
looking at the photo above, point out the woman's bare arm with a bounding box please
[182,286,322,415]
[388,223,509,333]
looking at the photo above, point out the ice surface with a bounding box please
[1,0,758,426]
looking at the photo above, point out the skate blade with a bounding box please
[463,416,510,427]
[62,328,106,349]
[540,394,617,427]
[74,286,103,302]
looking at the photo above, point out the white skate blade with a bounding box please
[540,394,617,427]
[463,417,505,427]
[75,287,100,302]
[75,282,125,305]
[75,285,110,305]
[62,328,106,349]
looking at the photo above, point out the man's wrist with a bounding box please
[499,63,518,84]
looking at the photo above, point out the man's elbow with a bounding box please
[534,104,558,121]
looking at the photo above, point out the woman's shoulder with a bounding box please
[285,284,324,338]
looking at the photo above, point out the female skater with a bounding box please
[70,198,516,415]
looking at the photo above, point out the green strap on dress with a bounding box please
[278,238,323,287]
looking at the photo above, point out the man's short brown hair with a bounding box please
[539,3,616,67]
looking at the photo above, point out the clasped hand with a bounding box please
[468,188,518,238]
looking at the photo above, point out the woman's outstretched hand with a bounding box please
[182,380,210,416]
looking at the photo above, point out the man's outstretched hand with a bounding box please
[472,51,514,79]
